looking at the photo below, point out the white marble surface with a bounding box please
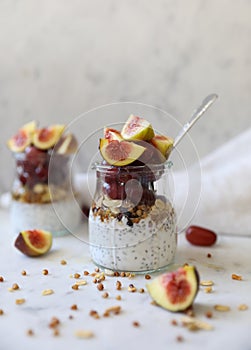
[1,0,251,191]
[0,208,251,350]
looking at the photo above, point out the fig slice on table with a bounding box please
[14,229,52,257]
[99,139,146,166]
[104,127,123,141]
[121,114,155,141]
[151,135,174,159]
[7,120,37,152]
[33,124,65,150]
[146,265,200,312]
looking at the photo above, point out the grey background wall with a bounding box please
[1,0,250,190]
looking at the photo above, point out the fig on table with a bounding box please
[14,229,52,257]
[146,265,200,312]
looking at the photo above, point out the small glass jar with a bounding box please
[89,162,177,272]
[10,146,81,236]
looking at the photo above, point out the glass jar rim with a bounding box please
[92,161,173,173]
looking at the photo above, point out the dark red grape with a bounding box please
[35,165,48,182]
[104,167,119,184]
[103,182,118,200]
[140,188,155,206]
[117,183,126,200]
[25,146,47,165]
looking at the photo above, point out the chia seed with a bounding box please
[127,219,133,227]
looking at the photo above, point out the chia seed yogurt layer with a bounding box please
[11,196,81,236]
[89,197,177,272]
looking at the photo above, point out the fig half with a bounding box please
[14,229,52,257]
[121,114,155,141]
[146,265,200,312]
[134,140,166,164]
[33,124,65,150]
[7,121,37,152]
[99,139,146,166]
[104,127,123,141]
[150,135,174,159]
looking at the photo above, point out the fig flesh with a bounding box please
[151,135,174,159]
[99,139,146,166]
[33,124,65,150]
[121,114,155,141]
[147,265,200,312]
[14,229,52,257]
[104,127,123,141]
[7,121,37,152]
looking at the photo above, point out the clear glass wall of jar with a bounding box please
[10,146,81,236]
[89,162,177,272]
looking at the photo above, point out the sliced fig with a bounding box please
[14,229,52,257]
[99,139,146,166]
[146,265,200,312]
[22,120,37,134]
[104,127,123,141]
[151,135,174,159]
[7,121,37,152]
[134,140,166,164]
[33,124,65,150]
[121,114,155,141]
[55,133,78,155]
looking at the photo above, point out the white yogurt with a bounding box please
[11,197,82,236]
[89,204,177,272]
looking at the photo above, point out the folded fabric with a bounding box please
[174,127,251,236]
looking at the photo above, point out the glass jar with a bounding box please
[89,162,177,272]
[10,146,81,236]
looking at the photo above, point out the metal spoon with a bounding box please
[173,93,218,148]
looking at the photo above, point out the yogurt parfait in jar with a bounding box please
[89,115,177,272]
[7,121,81,236]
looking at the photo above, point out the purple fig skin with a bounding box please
[134,140,166,165]
[14,230,52,257]
[14,233,38,257]
[189,265,200,298]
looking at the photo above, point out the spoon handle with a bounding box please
[173,93,218,148]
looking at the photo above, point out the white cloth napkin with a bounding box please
[175,127,251,236]
[75,128,251,236]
